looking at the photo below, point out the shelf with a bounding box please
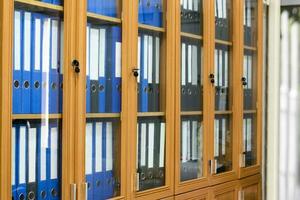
[215,39,233,46]
[215,110,233,115]
[137,112,165,117]
[13,114,62,120]
[87,12,122,24]
[180,111,203,116]
[244,45,257,51]
[244,110,257,114]
[180,32,203,40]
[138,24,165,33]
[86,113,121,119]
[15,0,63,12]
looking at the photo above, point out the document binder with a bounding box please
[86,25,91,113]
[153,36,160,112]
[87,0,96,14]
[140,34,149,112]
[98,28,106,113]
[12,126,17,200]
[90,28,100,113]
[181,0,201,35]
[85,122,94,200]
[13,11,22,114]
[110,27,122,113]
[187,44,192,111]
[27,124,38,200]
[22,12,32,114]
[137,36,142,111]
[142,0,162,27]
[17,125,27,200]
[138,0,144,24]
[181,42,188,111]
[214,49,220,109]
[246,0,252,45]
[146,122,155,188]
[104,122,114,199]
[52,0,63,6]
[191,44,201,110]
[247,54,253,109]
[137,122,147,190]
[155,121,165,187]
[49,18,60,114]
[147,35,154,112]
[49,122,60,200]
[31,13,42,114]
[246,117,253,165]
[59,21,64,113]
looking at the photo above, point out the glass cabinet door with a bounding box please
[85,1,122,199]
[213,0,233,175]
[179,0,204,184]
[12,1,64,199]
[242,0,258,168]
[136,0,166,193]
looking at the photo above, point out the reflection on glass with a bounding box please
[242,114,257,167]
[85,118,121,200]
[12,120,62,200]
[215,0,231,41]
[180,116,203,182]
[136,117,166,191]
[244,0,257,46]
[181,38,202,111]
[86,24,122,113]
[138,0,164,27]
[137,30,162,112]
[180,0,203,35]
[214,115,232,174]
[243,50,255,110]
[214,45,230,111]
[87,0,121,18]
[12,6,63,200]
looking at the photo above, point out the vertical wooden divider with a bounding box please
[0,0,13,199]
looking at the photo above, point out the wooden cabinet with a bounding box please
[0,0,263,199]
[239,174,261,200]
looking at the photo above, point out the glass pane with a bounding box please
[180,0,203,35]
[85,2,122,198]
[214,44,230,111]
[87,0,122,18]
[138,0,164,27]
[242,114,257,167]
[136,116,166,191]
[244,0,257,46]
[214,115,232,174]
[180,116,203,182]
[181,37,203,111]
[85,118,121,199]
[215,0,232,41]
[12,4,64,199]
[243,50,256,110]
[137,30,163,112]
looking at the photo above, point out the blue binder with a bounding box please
[93,122,105,200]
[140,34,148,112]
[31,13,42,114]
[106,0,117,17]
[96,0,104,15]
[12,124,18,200]
[37,123,49,200]
[138,0,144,24]
[48,121,60,200]
[153,0,163,27]
[49,18,60,114]
[59,20,64,114]
[52,0,63,5]
[17,125,27,200]
[98,27,106,113]
[21,11,32,114]
[103,122,114,198]
[142,0,155,26]
[42,0,52,4]
[87,0,96,13]
[110,27,122,113]
[86,24,91,113]
[85,122,94,200]
[13,10,23,114]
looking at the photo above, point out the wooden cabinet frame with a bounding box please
[0,0,263,199]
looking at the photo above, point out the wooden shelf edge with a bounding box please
[13,114,62,120]
[15,0,63,11]
[244,45,257,51]
[137,112,165,117]
[180,111,203,116]
[243,110,257,114]
[138,24,165,32]
[180,32,203,40]
[87,12,122,24]
[215,39,233,46]
[86,113,121,119]
[215,110,233,115]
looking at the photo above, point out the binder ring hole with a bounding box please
[148,87,153,93]
[23,80,30,89]
[159,170,164,178]
[117,84,121,92]
[140,173,146,180]
[50,188,58,197]
[87,182,91,189]
[60,83,63,89]
[143,87,148,93]
[188,89,192,95]
[183,166,187,172]
[19,193,25,200]
[14,80,20,89]
[96,180,101,187]
[99,85,105,92]
[28,191,35,200]
[108,178,112,185]
[51,82,57,90]
[146,0,150,7]
[40,191,47,199]
[148,172,153,179]
[34,81,40,89]
[91,84,97,93]
[181,88,185,94]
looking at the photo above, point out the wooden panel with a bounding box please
[239,174,261,200]
[210,181,238,200]
[0,0,13,199]
[175,188,209,200]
